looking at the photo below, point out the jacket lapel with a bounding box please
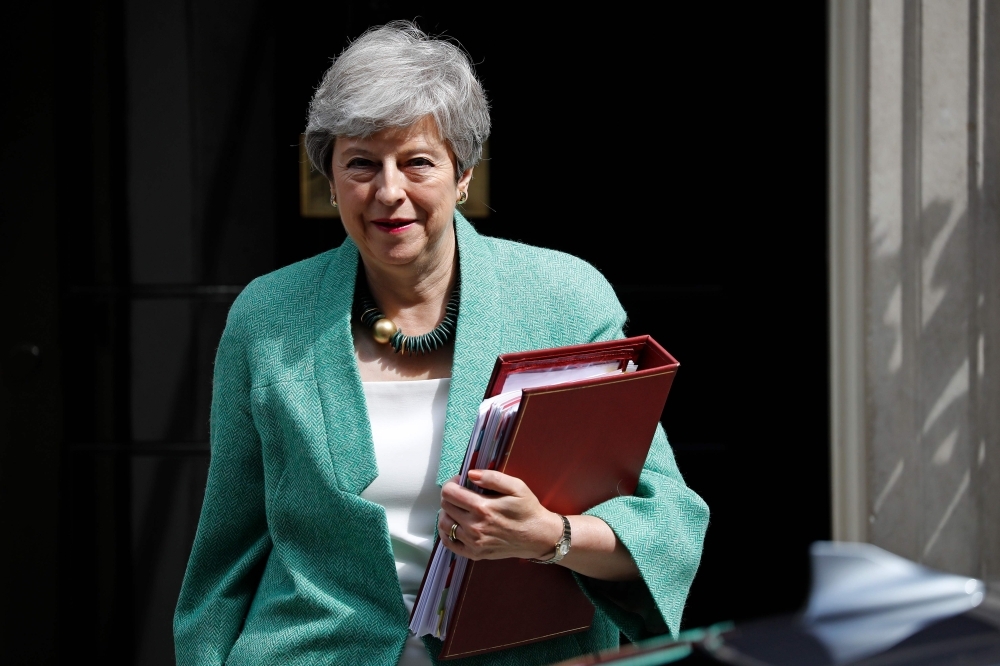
[313,240,380,495]
[436,213,506,485]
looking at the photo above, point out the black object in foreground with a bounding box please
[552,542,1000,666]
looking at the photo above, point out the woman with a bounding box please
[174,22,708,666]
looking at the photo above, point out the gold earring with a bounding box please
[330,194,338,208]
[457,191,468,205]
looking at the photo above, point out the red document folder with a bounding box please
[425,335,679,660]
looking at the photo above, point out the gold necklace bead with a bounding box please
[372,318,399,344]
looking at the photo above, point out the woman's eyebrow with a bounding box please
[340,141,442,155]
[338,145,376,158]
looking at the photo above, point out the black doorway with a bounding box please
[0,2,829,664]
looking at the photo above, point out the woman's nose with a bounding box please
[375,162,406,206]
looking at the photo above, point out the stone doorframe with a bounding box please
[829,0,999,580]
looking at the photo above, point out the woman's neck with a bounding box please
[353,236,458,383]
[361,241,457,336]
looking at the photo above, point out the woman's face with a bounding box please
[330,115,473,274]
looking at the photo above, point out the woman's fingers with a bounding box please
[441,499,472,523]
[439,512,483,558]
[438,510,452,534]
[467,469,525,496]
[441,470,529,516]
[438,511,462,544]
[441,479,487,515]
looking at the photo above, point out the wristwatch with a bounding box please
[529,514,571,564]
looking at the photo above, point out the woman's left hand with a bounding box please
[438,469,563,561]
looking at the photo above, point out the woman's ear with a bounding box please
[328,180,340,208]
[457,167,474,194]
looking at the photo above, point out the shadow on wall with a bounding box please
[867,196,985,576]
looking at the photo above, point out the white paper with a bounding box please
[498,361,622,394]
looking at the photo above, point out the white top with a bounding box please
[360,378,450,666]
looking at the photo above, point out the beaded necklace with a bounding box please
[353,264,460,355]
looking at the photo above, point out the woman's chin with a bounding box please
[367,243,425,268]
[360,224,452,271]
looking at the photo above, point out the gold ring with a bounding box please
[449,523,459,542]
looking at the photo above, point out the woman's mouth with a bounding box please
[371,219,416,234]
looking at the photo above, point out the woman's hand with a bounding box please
[438,469,563,561]
[437,469,643,581]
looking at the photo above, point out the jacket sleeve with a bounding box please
[173,310,271,665]
[574,288,710,641]
[577,426,709,640]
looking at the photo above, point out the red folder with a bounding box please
[421,335,679,660]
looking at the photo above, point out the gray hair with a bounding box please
[304,21,491,180]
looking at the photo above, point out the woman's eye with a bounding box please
[346,158,375,169]
[409,157,433,167]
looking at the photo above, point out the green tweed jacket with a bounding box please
[174,213,709,665]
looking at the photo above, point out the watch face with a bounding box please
[558,543,570,556]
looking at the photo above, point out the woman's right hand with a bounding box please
[437,470,564,562]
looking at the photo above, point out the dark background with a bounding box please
[0,1,829,663]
